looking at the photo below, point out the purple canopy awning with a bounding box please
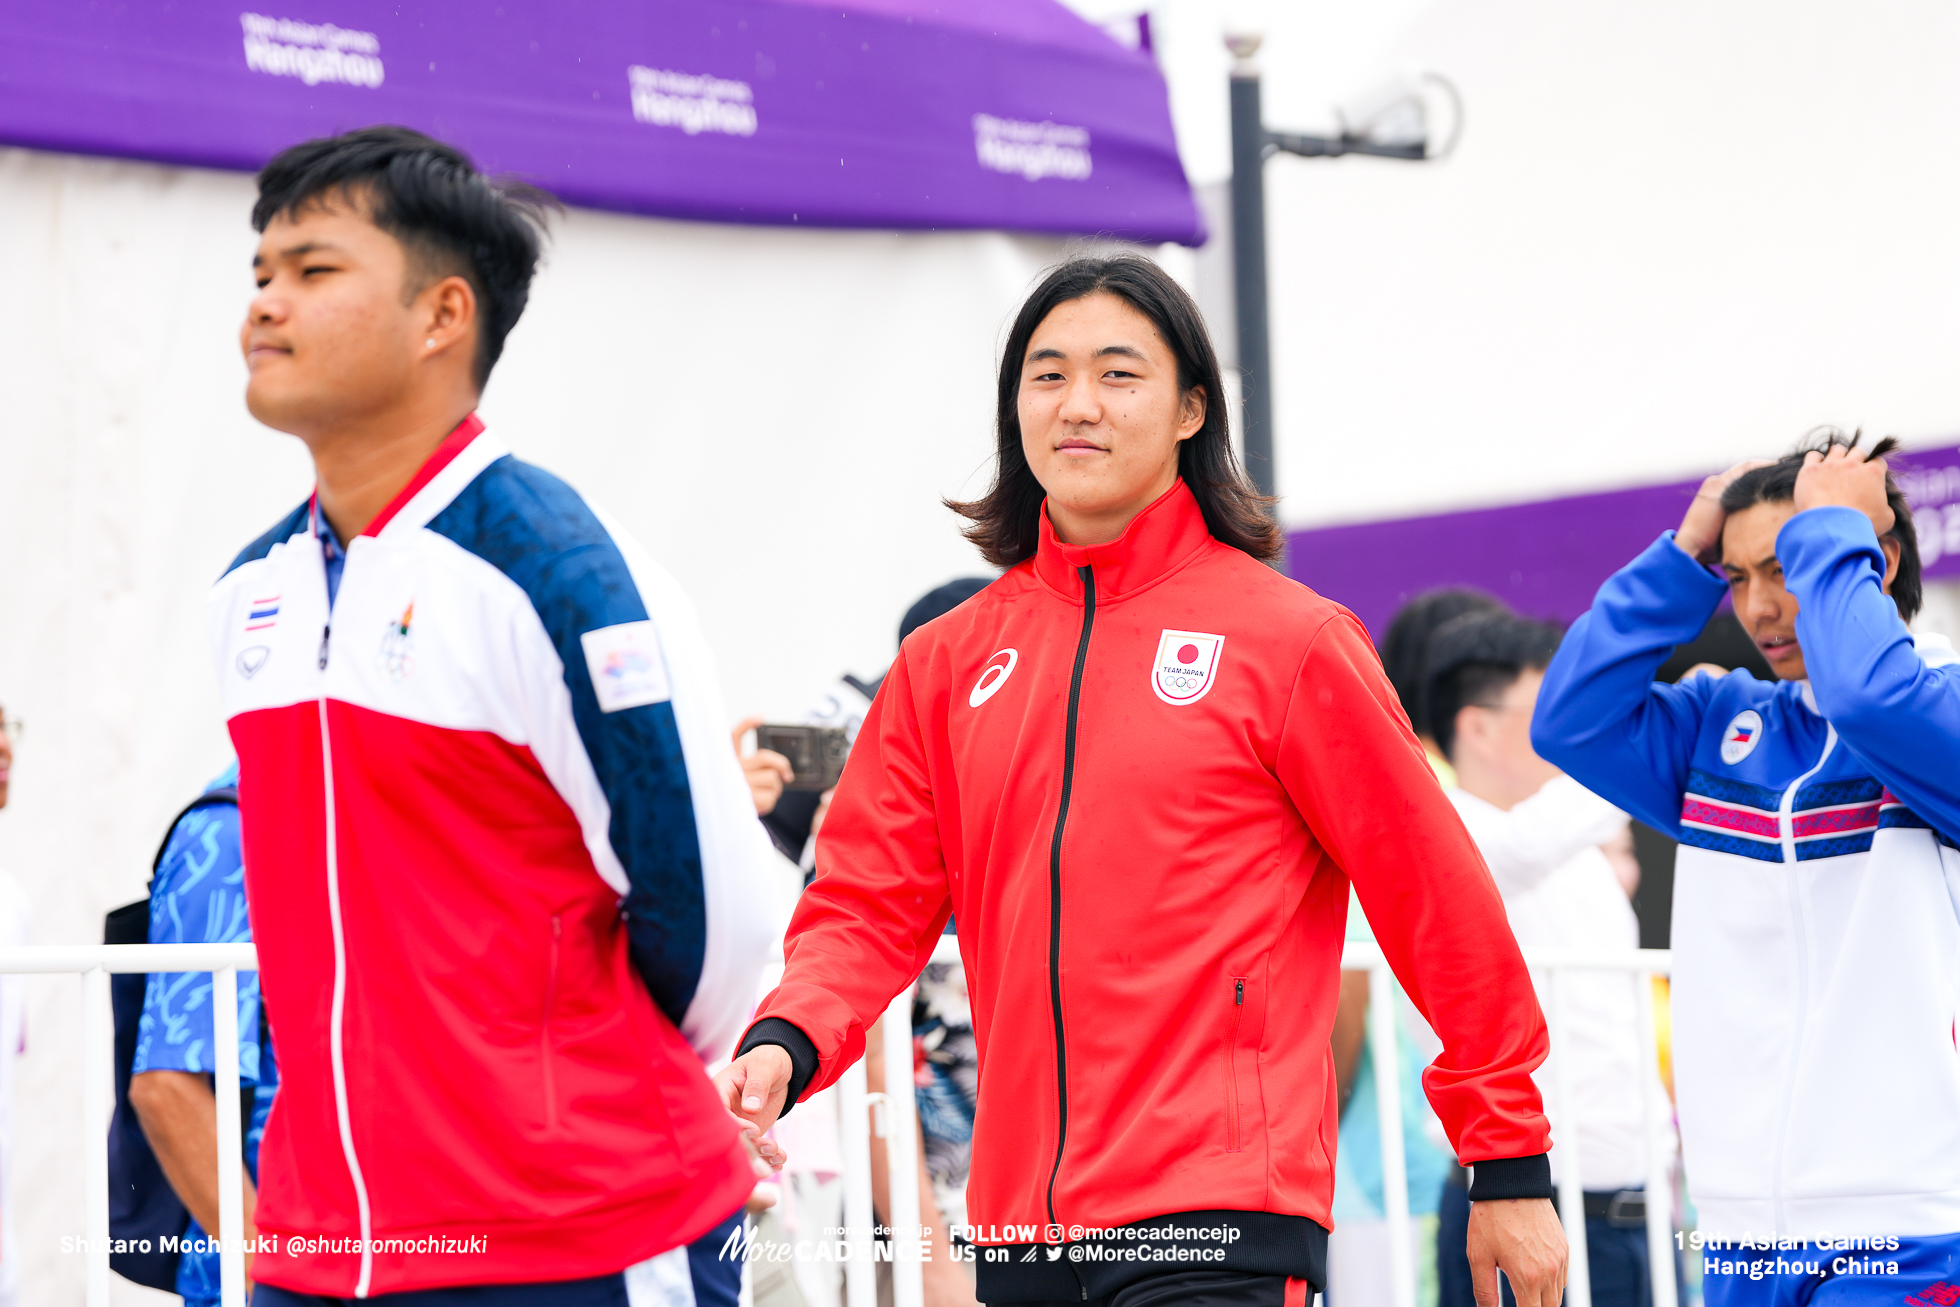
[1288,444,1960,640]
[0,0,1202,244]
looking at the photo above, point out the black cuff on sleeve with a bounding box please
[1467,1154,1555,1202]
[736,1017,820,1120]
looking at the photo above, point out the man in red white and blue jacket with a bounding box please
[208,128,776,1303]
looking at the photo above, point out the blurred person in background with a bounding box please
[739,577,993,1307]
[1320,588,1513,1304]
[716,253,1567,1307]
[752,580,990,881]
[1323,896,1454,1307]
[737,717,796,820]
[125,765,276,1307]
[1424,611,1672,1307]
[210,126,776,1303]
[0,703,26,1307]
[876,577,991,1224]
[871,579,990,1307]
[1321,588,1510,1303]
[1534,434,1960,1305]
[1378,588,1505,783]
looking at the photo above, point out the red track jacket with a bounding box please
[744,481,1553,1298]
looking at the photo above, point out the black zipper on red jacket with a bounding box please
[1046,564,1095,1291]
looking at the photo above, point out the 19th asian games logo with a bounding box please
[377,600,414,681]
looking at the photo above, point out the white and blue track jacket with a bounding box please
[207,416,776,1296]
[1534,506,1960,1244]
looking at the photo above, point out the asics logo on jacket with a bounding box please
[207,417,774,1298]
[746,481,1554,1302]
[970,648,1018,707]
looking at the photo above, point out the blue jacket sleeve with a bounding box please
[1531,532,1731,834]
[133,804,268,1084]
[1781,506,1960,842]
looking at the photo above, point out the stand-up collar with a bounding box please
[361,412,485,537]
[1032,479,1215,603]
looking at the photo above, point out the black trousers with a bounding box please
[1437,1179,1660,1307]
[1011,1268,1312,1307]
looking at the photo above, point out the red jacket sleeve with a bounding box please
[744,647,951,1096]
[1275,613,1552,1166]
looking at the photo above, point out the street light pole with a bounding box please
[1224,36,1450,538]
[1228,38,1275,504]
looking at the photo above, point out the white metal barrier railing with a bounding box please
[10,937,1674,1307]
[857,937,1678,1307]
[0,942,259,1307]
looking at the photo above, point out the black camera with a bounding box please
[755,724,851,792]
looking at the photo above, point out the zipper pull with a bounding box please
[1235,980,1244,1005]
[318,624,331,671]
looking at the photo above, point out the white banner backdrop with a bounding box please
[0,144,1098,1302]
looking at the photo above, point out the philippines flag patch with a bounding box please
[245,596,280,631]
[1720,709,1763,764]
[1151,629,1225,706]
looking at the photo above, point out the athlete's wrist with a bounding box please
[737,1017,820,1115]
[1465,1153,1555,1202]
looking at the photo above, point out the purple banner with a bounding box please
[0,0,1202,243]
[1289,444,1960,640]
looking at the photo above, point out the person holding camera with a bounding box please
[714,254,1568,1307]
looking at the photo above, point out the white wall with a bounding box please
[0,145,1082,1301]
[13,1,1960,1295]
[1095,0,1960,527]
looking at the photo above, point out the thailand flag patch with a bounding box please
[1151,629,1225,706]
[245,595,280,631]
[1721,709,1764,764]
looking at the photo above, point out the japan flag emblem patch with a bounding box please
[1152,630,1225,706]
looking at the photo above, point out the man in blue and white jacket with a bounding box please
[1533,436,1960,1306]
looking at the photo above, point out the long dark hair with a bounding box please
[948,254,1280,568]
[1720,427,1922,622]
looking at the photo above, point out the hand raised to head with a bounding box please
[1794,442,1895,539]
[1676,460,1774,564]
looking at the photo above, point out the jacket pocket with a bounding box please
[542,914,562,1130]
[1227,977,1246,1153]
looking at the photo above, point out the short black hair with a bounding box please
[1423,610,1563,762]
[252,126,557,390]
[899,577,992,646]
[1719,427,1921,623]
[1379,588,1505,734]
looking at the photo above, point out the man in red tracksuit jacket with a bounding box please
[716,256,1568,1307]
